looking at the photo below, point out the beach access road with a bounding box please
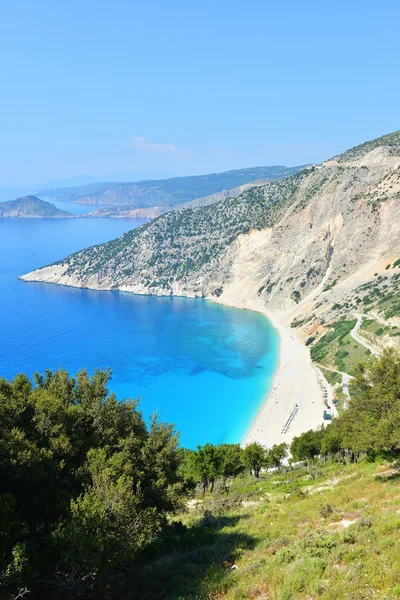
[351,314,381,357]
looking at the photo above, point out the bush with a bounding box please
[320,503,334,518]
[0,369,182,598]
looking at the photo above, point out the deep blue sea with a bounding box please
[0,216,279,447]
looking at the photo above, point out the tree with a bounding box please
[216,444,244,484]
[0,368,182,598]
[191,443,221,493]
[292,350,400,463]
[266,443,288,469]
[60,448,163,586]
[178,443,244,492]
[349,350,400,456]
[242,442,267,477]
[290,429,323,462]
[320,421,342,458]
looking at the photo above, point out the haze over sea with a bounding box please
[0,214,279,447]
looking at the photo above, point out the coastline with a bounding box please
[213,295,326,449]
[243,308,325,448]
[20,265,326,448]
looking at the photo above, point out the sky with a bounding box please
[0,0,399,185]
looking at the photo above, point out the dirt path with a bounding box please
[316,363,352,410]
[351,314,381,357]
[314,366,338,418]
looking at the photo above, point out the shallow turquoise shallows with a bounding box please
[0,217,279,448]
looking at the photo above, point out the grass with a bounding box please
[322,370,342,385]
[357,277,400,321]
[132,460,400,599]
[361,318,396,336]
[310,319,375,375]
[359,319,400,352]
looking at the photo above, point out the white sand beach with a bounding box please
[215,280,328,449]
[244,309,326,448]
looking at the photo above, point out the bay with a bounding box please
[0,217,279,447]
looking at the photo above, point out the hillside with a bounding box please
[3,353,400,600]
[84,205,167,219]
[39,165,305,207]
[21,131,400,421]
[83,178,271,219]
[138,459,400,600]
[22,131,400,308]
[0,195,73,218]
[173,177,272,209]
[20,173,307,288]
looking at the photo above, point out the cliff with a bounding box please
[20,130,400,417]
[21,132,399,313]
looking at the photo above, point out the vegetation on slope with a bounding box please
[304,265,400,378]
[309,318,374,375]
[24,129,400,315]
[357,270,400,321]
[315,269,400,324]
[40,165,305,206]
[0,369,182,599]
[2,351,400,599]
[140,459,400,600]
[360,318,399,347]
[55,173,306,288]
[0,196,72,218]
[336,129,400,162]
[136,349,400,600]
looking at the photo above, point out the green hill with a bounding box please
[21,131,400,298]
[39,165,306,207]
[22,130,400,381]
[139,458,400,600]
[2,351,400,599]
[0,195,73,218]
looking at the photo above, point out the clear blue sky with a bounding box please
[1,0,399,184]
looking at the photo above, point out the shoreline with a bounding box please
[212,294,326,449]
[242,307,326,448]
[20,269,326,448]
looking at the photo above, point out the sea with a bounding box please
[0,201,279,448]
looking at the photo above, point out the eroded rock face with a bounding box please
[21,131,400,327]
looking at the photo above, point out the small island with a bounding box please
[0,195,74,218]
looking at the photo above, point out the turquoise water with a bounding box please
[0,218,279,447]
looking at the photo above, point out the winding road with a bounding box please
[350,314,381,357]
[315,314,381,411]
